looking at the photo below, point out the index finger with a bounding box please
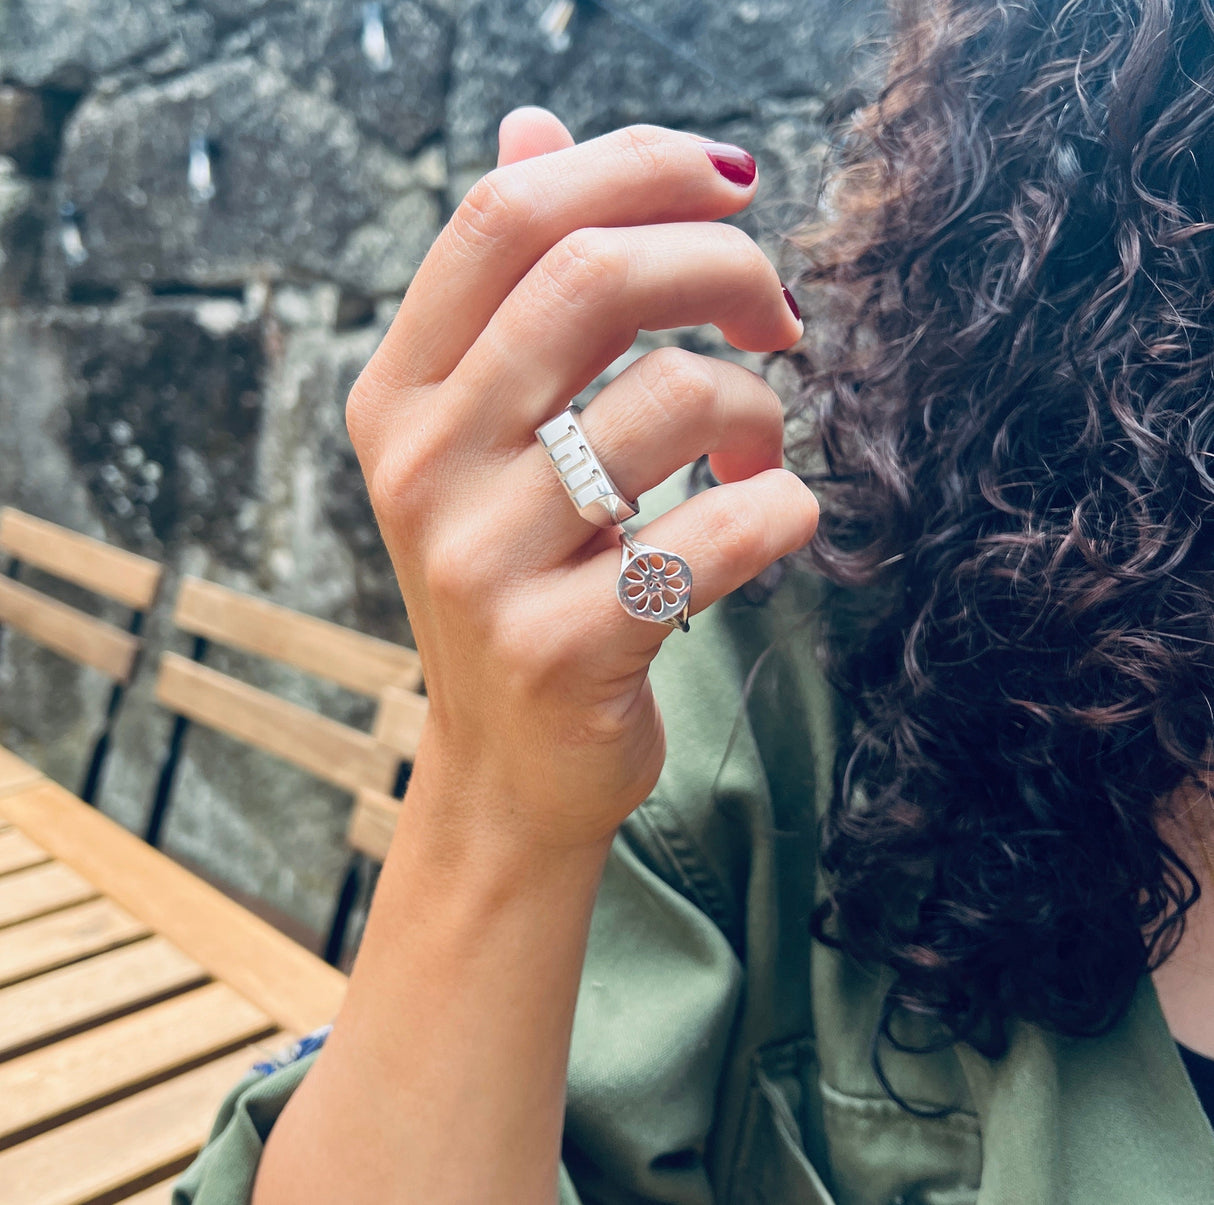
[359,124,759,397]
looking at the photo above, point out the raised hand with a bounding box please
[345,109,818,856]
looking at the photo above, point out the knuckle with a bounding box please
[719,221,767,269]
[636,347,716,424]
[712,489,765,557]
[569,704,632,748]
[344,372,382,455]
[534,230,625,311]
[615,123,676,178]
[345,377,370,448]
[366,448,419,520]
[756,376,787,433]
[423,528,484,607]
[422,511,510,611]
[449,171,527,257]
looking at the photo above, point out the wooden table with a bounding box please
[0,747,347,1204]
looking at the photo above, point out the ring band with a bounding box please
[535,405,692,634]
[535,407,639,528]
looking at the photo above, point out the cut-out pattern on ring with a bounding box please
[617,546,692,626]
[623,553,687,613]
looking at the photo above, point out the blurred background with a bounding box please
[0,0,883,955]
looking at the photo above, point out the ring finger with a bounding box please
[505,347,788,568]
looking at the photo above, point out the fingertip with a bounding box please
[497,106,576,167]
[755,466,820,546]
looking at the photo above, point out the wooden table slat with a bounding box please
[0,1040,286,1205]
[0,748,340,1203]
[116,1180,178,1205]
[0,508,163,612]
[0,575,140,683]
[156,652,400,795]
[0,829,49,876]
[0,780,345,1033]
[347,787,401,864]
[0,898,149,989]
[0,981,276,1145]
[174,575,422,696]
[0,748,42,796]
[0,861,97,929]
[0,936,208,1061]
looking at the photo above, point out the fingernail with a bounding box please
[701,141,756,187]
[782,286,802,323]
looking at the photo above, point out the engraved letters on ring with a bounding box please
[535,408,639,528]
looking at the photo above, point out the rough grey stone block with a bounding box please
[0,160,43,303]
[239,0,454,157]
[0,0,215,90]
[52,58,442,296]
[446,0,883,168]
[0,298,264,558]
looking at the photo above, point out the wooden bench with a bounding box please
[0,747,345,1204]
[322,681,431,964]
[147,576,427,964]
[344,683,427,865]
[0,508,163,804]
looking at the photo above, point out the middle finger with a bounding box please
[448,220,801,444]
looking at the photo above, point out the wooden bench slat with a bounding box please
[0,1040,285,1205]
[347,788,402,864]
[0,508,162,611]
[0,862,96,929]
[0,748,42,796]
[0,576,140,682]
[0,898,148,989]
[0,782,345,1033]
[0,936,207,1061]
[0,981,275,1145]
[174,576,422,696]
[0,830,48,877]
[156,652,400,795]
[117,1180,179,1205]
[373,684,429,759]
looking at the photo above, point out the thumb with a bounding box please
[497,105,575,167]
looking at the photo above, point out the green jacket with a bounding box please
[175,468,1214,1205]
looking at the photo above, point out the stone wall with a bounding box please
[0,0,883,952]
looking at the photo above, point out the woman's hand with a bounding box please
[346,108,818,857]
[256,109,819,1205]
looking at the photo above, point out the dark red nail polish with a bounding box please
[701,141,756,187]
[782,286,801,322]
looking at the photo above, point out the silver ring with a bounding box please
[617,531,691,633]
[535,406,639,528]
[535,405,692,634]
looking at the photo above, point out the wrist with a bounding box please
[290,757,611,1203]
[398,717,622,877]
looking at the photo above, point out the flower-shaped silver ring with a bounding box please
[616,532,692,633]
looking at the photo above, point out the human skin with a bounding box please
[1152,783,1214,1057]
[250,107,817,1204]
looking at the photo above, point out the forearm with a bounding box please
[252,753,613,1205]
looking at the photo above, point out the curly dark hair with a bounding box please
[786,0,1214,1092]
